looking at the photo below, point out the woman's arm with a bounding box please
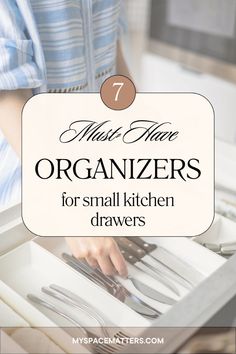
[0,90,32,156]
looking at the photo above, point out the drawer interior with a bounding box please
[0,241,149,336]
[35,234,226,324]
[0,218,33,256]
[0,211,231,347]
[195,214,236,245]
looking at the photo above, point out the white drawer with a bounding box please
[0,203,235,354]
[0,241,149,332]
[0,217,226,328]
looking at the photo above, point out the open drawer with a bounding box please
[0,202,235,354]
[34,234,226,317]
[0,241,148,332]
[0,212,226,323]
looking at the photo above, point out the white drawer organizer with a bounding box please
[0,203,229,353]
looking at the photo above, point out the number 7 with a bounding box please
[113,82,124,101]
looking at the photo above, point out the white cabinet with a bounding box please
[141,53,236,144]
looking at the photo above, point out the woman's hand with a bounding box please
[66,237,128,277]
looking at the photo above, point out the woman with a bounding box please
[0,0,128,277]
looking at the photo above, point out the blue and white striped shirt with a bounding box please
[0,0,125,206]
[0,0,124,92]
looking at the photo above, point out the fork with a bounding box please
[27,293,129,354]
[42,284,109,337]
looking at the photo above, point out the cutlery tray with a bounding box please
[34,235,225,316]
[194,213,236,248]
[0,241,148,332]
[0,208,227,328]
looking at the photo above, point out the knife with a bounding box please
[62,253,160,319]
[119,237,191,289]
[63,250,177,306]
[126,237,204,287]
[117,239,180,296]
[120,250,177,306]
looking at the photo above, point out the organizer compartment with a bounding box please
[35,234,225,320]
[0,241,149,336]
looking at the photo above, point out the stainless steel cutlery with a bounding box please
[198,241,236,257]
[42,284,109,337]
[126,237,204,287]
[63,252,176,306]
[27,293,88,336]
[119,248,179,303]
[28,236,203,334]
[117,239,180,296]
[122,271,177,305]
[25,236,203,354]
[127,277,176,305]
[62,253,161,318]
[28,292,129,354]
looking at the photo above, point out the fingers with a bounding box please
[86,256,99,269]
[65,237,128,277]
[97,255,116,276]
[110,242,128,278]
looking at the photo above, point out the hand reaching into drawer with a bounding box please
[65,237,128,277]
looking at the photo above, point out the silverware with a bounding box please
[63,254,120,295]
[127,237,204,287]
[199,241,236,257]
[79,260,165,314]
[27,294,128,354]
[129,278,176,305]
[77,256,177,303]
[119,250,177,306]
[42,284,109,337]
[62,253,161,319]
[117,238,180,296]
[221,242,236,255]
[27,294,87,335]
[66,260,112,292]
[65,251,175,305]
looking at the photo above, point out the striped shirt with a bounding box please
[0,0,124,92]
[0,0,125,206]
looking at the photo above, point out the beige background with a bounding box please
[22,93,214,237]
